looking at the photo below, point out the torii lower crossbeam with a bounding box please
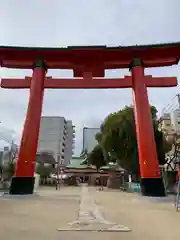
[1,76,177,89]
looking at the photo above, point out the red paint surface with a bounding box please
[1,76,177,89]
[131,66,161,178]
[1,78,31,88]
[0,43,179,70]
[15,67,46,177]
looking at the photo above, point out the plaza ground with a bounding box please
[0,186,180,240]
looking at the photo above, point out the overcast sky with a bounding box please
[0,0,180,154]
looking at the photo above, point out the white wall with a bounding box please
[34,173,40,192]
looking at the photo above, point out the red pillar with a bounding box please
[130,58,165,196]
[10,59,46,194]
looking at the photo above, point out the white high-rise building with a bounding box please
[37,116,75,166]
[82,127,100,153]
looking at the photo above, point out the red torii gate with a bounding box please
[0,43,179,196]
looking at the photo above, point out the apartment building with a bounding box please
[171,108,180,133]
[160,113,174,136]
[37,116,75,166]
[159,109,180,142]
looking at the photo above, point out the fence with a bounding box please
[122,182,141,193]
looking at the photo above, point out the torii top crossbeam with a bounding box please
[1,42,179,89]
[0,42,180,76]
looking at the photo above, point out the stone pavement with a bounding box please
[0,185,180,240]
[58,184,130,232]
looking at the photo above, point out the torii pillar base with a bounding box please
[140,178,165,197]
[10,177,35,195]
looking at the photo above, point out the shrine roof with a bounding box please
[0,41,180,69]
[65,157,92,169]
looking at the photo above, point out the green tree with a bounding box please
[80,148,88,158]
[2,162,16,181]
[96,105,171,178]
[86,145,107,171]
[36,164,53,179]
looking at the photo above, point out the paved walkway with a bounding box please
[58,184,130,232]
[0,185,180,239]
